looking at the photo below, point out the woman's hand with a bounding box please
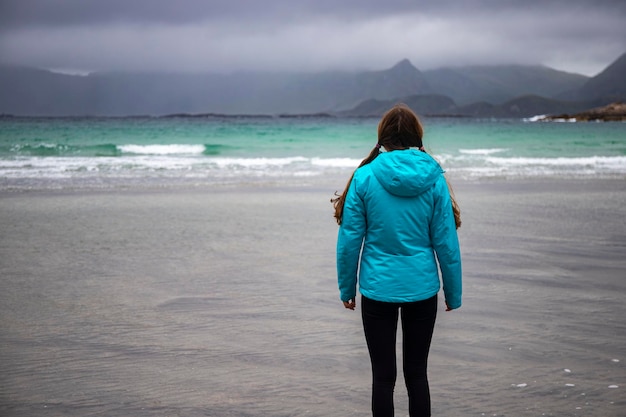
[343,298,356,310]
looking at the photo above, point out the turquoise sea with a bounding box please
[0,115,625,190]
[1,115,625,417]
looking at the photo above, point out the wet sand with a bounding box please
[0,179,625,416]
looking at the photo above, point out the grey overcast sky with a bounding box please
[1,0,625,76]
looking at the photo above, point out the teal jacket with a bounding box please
[336,149,462,308]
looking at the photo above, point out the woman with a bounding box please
[333,103,462,417]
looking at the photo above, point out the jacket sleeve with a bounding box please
[336,177,366,302]
[430,175,462,309]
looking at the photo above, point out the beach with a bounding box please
[0,178,625,417]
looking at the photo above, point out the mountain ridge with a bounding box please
[0,52,623,117]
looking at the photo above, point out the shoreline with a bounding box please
[1,174,624,197]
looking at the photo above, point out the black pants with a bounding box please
[361,294,438,417]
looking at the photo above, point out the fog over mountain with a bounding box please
[1,52,624,117]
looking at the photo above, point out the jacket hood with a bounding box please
[370,149,443,197]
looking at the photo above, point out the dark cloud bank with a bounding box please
[1,0,625,75]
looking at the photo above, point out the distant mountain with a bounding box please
[423,65,588,105]
[342,94,594,118]
[0,61,432,116]
[456,95,593,118]
[0,66,93,115]
[346,52,626,118]
[575,52,626,101]
[0,52,624,117]
[354,59,431,101]
[263,59,432,112]
[340,94,456,117]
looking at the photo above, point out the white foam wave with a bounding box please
[485,155,626,167]
[210,156,308,168]
[459,148,508,155]
[2,154,625,188]
[523,115,577,123]
[523,115,548,122]
[118,144,206,155]
[445,155,626,178]
[311,157,360,168]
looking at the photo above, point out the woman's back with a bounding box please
[337,149,461,306]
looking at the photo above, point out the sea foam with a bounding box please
[458,148,508,155]
[118,144,206,155]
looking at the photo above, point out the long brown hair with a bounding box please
[331,103,461,228]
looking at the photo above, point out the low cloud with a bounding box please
[1,0,624,76]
